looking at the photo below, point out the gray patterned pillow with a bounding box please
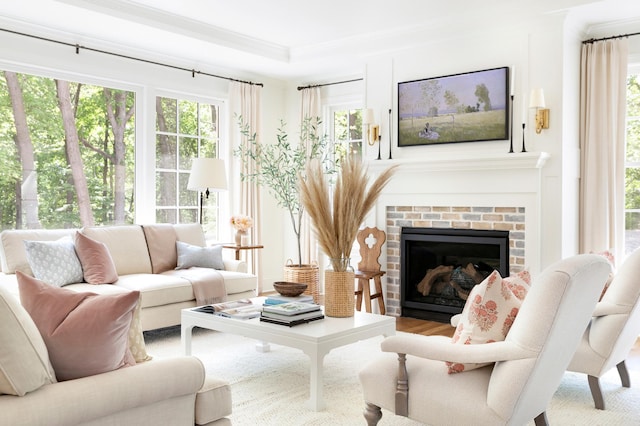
[24,237,83,287]
[175,241,224,270]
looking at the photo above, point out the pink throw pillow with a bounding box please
[75,231,118,284]
[17,272,138,381]
[446,269,531,374]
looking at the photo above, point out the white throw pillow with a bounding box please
[24,236,83,287]
[0,283,56,396]
[176,241,224,270]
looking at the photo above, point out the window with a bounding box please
[330,107,363,161]
[0,71,135,230]
[625,73,640,254]
[155,96,222,236]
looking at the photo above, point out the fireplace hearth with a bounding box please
[400,227,510,323]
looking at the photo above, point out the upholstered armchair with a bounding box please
[359,254,611,426]
[567,247,640,409]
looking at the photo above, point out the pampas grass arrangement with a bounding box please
[299,156,397,271]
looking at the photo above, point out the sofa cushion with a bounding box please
[142,224,178,273]
[446,269,531,373]
[18,272,139,381]
[0,228,76,275]
[115,273,195,308]
[176,241,224,270]
[24,237,83,287]
[174,223,207,246]
[75,231,118,284]
[0,282,56,396]
[82,225,152,275]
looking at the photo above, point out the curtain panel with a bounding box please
[229,82,262,291]
[300,87,322,266]
[579,38,628,258]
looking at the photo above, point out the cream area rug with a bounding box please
[144,327,639,425]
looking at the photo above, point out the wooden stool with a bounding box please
[354,227,386,315]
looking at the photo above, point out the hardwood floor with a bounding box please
[395,316,640,370]
[395,316,455,337]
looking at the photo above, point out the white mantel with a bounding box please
[367,151,549,173]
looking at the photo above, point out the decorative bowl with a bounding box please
[273,281,308,297]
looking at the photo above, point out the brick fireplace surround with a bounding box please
[367,151,549,318]
[384,205,526,317]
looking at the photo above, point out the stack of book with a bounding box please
[263,294,314,306]
[260,301,324,326]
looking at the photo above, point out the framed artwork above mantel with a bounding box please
[398,67,510,147]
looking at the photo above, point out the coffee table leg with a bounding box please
[305,348,329,411]
[255,341,271,352]
[181,323,194,356]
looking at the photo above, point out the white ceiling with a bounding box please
[1,0,639,82]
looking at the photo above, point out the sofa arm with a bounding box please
[1,357,205,426]
[223,259,248,273]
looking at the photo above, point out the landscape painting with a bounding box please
[398,67,509,146]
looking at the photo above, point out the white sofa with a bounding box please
[0,223,257,331]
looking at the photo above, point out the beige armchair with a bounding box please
[567,247,640,409]
[359,254,611,426]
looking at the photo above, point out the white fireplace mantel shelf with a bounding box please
[367,151,549,173]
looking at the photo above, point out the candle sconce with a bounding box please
[529,88,549,134]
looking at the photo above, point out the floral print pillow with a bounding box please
[446,269,531,374]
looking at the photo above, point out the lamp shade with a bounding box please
[363,108,375,125]
[187,158,228,192]
[529,88,546,109]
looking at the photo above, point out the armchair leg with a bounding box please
[364,402,382,426]
[588,375,605,410]
[617,360,631,388]
[395,353,409,416]
[534,412,549,426]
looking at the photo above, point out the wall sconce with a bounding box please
[529,88,549,134]
[362,108,379,146]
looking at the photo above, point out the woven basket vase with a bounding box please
[324,269,355,317]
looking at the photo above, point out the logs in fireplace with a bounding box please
[400,227,510,323]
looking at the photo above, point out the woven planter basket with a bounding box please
[324,270,355,317]
[283,260,319,302]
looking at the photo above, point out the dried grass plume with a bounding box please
[299,156,397,271]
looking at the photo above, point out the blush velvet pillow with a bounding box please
[17,272,139,381]
[74,231,118,284]
[446,269,531,374]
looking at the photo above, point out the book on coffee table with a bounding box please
[259,313,324,327]
[264,294,314,305]
[261,309,324,322]
[262,301,321,316]
[194,299,262,320]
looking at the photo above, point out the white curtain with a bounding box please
[229,82,263,293]
[579,38,629,258]
[299,87,321,266]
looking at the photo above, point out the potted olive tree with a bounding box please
[234,115,336,300]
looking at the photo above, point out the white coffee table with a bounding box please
[181,302,396,411]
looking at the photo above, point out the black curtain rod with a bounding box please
[0,27,263,87]
[297,77,363,91]
[583,31,640,44]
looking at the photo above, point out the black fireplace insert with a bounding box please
[400,227,510,323]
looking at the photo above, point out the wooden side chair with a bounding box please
[354,227,386,315]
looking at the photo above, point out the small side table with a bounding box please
[222,244,264,260]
